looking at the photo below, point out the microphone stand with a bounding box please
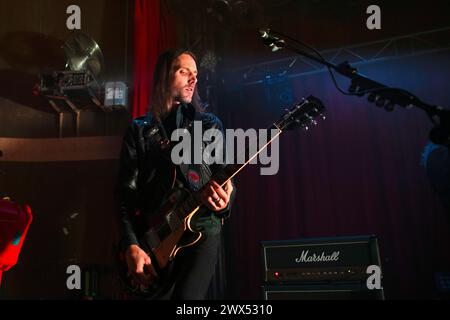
[263,30,450,147]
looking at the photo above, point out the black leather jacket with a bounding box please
[116,103,235,250]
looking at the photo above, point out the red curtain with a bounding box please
[132,0,176,118]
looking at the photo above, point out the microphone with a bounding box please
[258,28,285,52]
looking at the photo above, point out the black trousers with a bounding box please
[163,232,221,300]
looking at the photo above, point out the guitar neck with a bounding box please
[212,126,283,187]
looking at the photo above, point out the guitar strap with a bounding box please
[144,105,209,193]
[176,108,208,193]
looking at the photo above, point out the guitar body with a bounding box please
[118,183,206,299]
[141,185,205,266]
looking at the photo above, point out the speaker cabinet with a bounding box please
[262,284,384,300]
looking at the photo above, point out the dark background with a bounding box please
[0,0,131,299]
[1,0,450,299]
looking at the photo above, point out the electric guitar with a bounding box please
[117,95,326,299]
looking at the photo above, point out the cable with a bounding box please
[271,30,354,95]
[271,30,425,99]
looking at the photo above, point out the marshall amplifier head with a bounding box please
[261,235,382,284]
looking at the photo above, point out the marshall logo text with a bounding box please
[295,250,340,263]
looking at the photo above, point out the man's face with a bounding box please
[171,53,198,105]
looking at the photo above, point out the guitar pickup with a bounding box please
[166,211,182,231]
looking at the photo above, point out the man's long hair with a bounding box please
[149,48,203,120]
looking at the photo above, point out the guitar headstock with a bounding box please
[275,95,326,131]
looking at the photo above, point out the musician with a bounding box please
[116,49,235,299]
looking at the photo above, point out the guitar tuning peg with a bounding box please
[307,115,317,125]
[301,124,309,131]
[367,93,377,103]
[320,113,326,120]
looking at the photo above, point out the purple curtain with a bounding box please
[219,52,450,299]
